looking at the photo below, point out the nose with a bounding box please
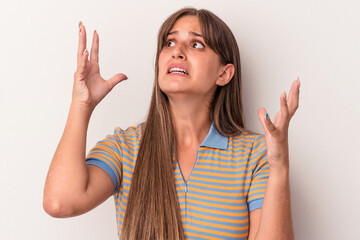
[172,43,186,60]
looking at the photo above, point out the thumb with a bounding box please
[258,107,277,135]
[107,73,128,90]
[257,107,268,133]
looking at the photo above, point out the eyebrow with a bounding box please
[167,30,203,38]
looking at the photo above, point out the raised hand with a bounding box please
[72,21,128,110]
[257,77,300,169]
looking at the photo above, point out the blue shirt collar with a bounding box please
[200,122,228,150]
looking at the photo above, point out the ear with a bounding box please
[215,64,235,86]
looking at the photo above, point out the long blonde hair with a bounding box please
[121,7,248,240]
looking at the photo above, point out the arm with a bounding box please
[43,103,113,218]
[248,78,300,240]
[252,166,293,240]
[248,169,292,240]
[43,22,127,218]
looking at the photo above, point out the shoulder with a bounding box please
[112,122,145,141]
[230,131,265,148]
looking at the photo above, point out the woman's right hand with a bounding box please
[72,22,128,110]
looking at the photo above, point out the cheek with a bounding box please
[196,58,220,79]
[158,52,167,73]
[158,52,167,89]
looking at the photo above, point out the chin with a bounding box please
[161,87,186,96]
[159,79,187,94]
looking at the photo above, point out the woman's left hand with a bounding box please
[257,77,300,169]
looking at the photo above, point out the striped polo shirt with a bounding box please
[86,122,269,239]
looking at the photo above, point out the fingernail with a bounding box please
[78,21,82,33]
[266,113,269,120]
[283,91,287,99]
[297,76,301,87]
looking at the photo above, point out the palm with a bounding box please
[78,61,108,104]
[73,22,127,109]
[257,79,300,166]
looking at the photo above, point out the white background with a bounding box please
[1,0,359,239]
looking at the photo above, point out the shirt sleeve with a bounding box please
[86,127,125,195]
[247,134,270,212]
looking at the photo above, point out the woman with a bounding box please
[43,7,299,240]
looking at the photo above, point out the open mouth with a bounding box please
[168,67,189,75]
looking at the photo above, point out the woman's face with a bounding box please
[158,16,224,100]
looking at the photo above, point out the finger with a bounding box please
[107,73,128,90]
[77,48,89,75]
[287,77,300,118]
[77,21,87,67]
[264,113,277,135]
[279,91,290,129]
[90,30,99,63]
[257,107,267,133]
[258,107,276,136]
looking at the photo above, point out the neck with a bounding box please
[169,96,212,149]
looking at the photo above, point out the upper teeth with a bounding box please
[169,67,188,75]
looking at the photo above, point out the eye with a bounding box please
[165,40,175,47]
[192,41,205,49]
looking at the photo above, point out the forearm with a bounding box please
[255,162,294,240]
[43,103,93,216]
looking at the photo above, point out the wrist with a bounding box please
[68,102,94,124]
[70,101,94,114]
[269,166,289,178]
[269,159,290,178]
